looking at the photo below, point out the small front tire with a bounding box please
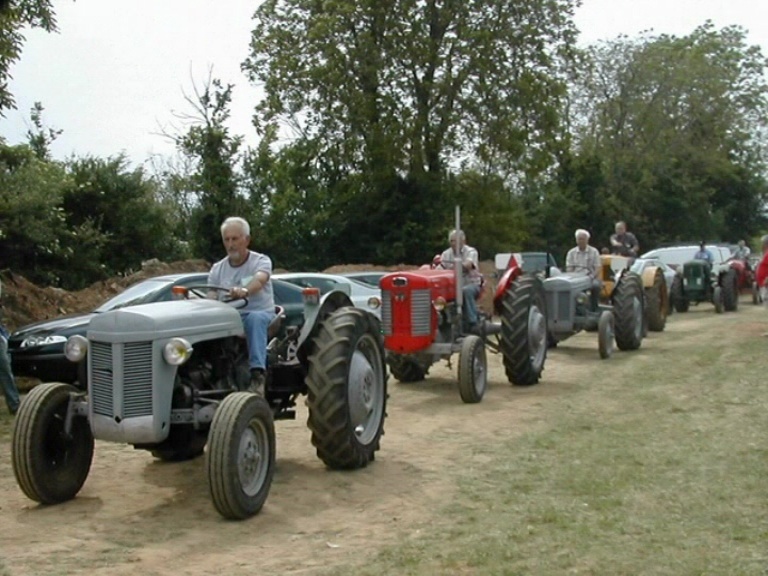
[458,335,487,404]
[12,382,94,505]
[207,393,276,520]
[598,311,615,359]
[713,286,724,314]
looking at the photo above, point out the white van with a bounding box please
[640,245,731,270]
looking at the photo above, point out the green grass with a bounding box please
[324,323,768,576]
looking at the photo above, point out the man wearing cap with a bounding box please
[566,229,602,309]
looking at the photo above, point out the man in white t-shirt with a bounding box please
[439,229,484,334]
[208,217,276,396]
[566,228,602,309]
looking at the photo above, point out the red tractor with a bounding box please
[379,242,547,404]
[726,256,760,304]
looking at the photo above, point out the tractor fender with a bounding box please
[639,266,659,288]
[493,262,523,315]
[296,290,356,353]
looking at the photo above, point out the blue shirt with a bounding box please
[694,249,714,264]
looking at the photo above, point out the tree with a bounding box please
[243,0,580,261]
[0,142,72,284]
[567,23,768,248]
[59,155,186,288]
[167,72,249,261]
[0,0,57,114]
[25,101,61,159]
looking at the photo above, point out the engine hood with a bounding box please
[88,299,244,344]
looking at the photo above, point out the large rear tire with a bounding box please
[613,272,644,351]
[306,308,387,469]
[722,268,738,312]
[207,393,275,520]
[500,275,547,386]
[12,382,94,504]
[387,353,428,383]
[646,269,668,332]
[458,335,487,404]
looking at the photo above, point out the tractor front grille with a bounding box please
[410,290,432,336]
[381,292,392,335]
[381,288,432,336]
[90,341,153,418]
[90,342,113,416]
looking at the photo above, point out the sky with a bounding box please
[1,0,767,167]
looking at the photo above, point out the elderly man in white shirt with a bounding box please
[566,228,602,309]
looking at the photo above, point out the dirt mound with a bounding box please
[0,259,211,331]
[322,263,418,274]
[0,259,500,331]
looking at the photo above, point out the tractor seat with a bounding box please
[268,305,285,340]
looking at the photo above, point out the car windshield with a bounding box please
[520,253,553,274]
[347,278,378,292]
[272,280,304,304]
[347,273,385,287]
[95,280,171,312]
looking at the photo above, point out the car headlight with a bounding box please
[65,335,89,362]
[367,296,381,309]
[21,334,68,348]
[433,296,447,311]
[163,338,193,366]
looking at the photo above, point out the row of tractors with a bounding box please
[381,243,758,406]
[9,209,756,522]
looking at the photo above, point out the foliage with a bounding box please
[243,0,580,262]
[0,0,57,114]
[25,101,61,160]
[567,23,768,250]
[58,155,187,288]
[0,143,70,284]
[168,73,250,262]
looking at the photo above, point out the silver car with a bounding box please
[273,272,382,318]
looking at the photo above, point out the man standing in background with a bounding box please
[610,221,639,258]
[0,279,20,415]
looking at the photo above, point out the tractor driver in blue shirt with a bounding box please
[694,241,714,266]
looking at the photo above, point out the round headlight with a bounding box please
[367,296,381,309]
[65,335,89,362]
[163,338,193,366]
[433,296,447,311]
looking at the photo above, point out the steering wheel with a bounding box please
[185,284,247,304]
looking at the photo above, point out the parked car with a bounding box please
[630,258,679,300]
[640,245,731,270]
[339,271,389,288]
[8,273,306,385]
[273,272,382,318]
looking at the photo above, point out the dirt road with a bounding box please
[0,303,761,576]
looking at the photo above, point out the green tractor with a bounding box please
[674,258,738,313]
